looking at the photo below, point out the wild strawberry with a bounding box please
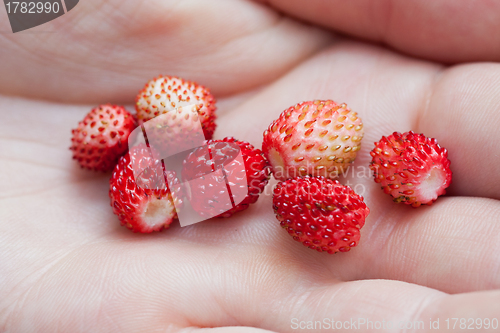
[70,104,137,172]
[262,100,364,181]
[135,75,217,140]
[369,131,452,207]
[273,176,369,254]
[109,144,183,233]
[182,137,271,218]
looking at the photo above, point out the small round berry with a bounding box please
[370,131,452,207]
[273,176,369,254]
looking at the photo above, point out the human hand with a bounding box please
[1,1,500,332]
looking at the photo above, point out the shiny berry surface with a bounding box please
[273,176,369,254]
[370,131,452,207]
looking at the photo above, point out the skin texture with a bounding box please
[1,0,500,332]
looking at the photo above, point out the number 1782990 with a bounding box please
[5,2,60,14]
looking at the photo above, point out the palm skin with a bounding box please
[1,0,500,332]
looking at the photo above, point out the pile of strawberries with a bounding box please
[71,75,452,254]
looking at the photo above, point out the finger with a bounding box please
[416,63,500,200]
[256,0,500,63]
[0,235,440,332]
[5,234,498,333]
[353,196,500,293]
[0,0,331,103]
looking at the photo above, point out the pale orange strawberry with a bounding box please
[262,100,364,181]
[135,75,217,140]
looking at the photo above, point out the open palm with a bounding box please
[1,1,500,332]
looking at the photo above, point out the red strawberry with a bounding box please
[135,75,217,140]
[263,100,364,181]
[70,104,137,172]
[182,137,271,218]
[109,144,183,233]
[369,131,452,207]
[273,176,369,254]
